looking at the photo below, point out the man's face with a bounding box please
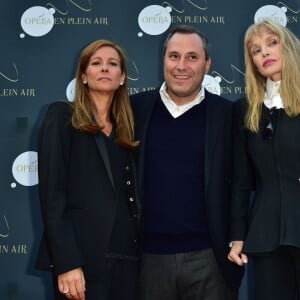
[163,33,211,105]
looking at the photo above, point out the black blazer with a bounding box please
[130,89,244,290]
[35,101,139,280]
[231,98,300,253]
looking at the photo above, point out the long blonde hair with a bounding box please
[71,39,139,149]
[244,20,300,132]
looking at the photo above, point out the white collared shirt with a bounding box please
[159,82,205,118]
[264,78,284,109]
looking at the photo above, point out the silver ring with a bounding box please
[63,290,70,294]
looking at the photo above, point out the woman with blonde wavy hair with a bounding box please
[36,40,140,300]
[228,20,300,299]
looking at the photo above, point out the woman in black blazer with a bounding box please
[228,21,300,299]
[36,40,140,300]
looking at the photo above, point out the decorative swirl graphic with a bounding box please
[277,1,300,13]
[0,215,9,238]
[211,65,244,85]
[0,63,19,82]
[46,0,92,15]
[162,0,208,13]
[127,61,139,81]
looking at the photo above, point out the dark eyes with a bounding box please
[90,61,118,66]
[168,54,198,60]
[189,55,198,60]
[169,54,178,59]
[269,39,278,46]
[252,49,260,56]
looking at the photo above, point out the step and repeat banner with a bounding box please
[0,1,299,299]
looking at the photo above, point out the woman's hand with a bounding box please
[58,267,86,300]
[228,241,248,266]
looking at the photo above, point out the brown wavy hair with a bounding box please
[244,20,300,132]
[71,39,139,149]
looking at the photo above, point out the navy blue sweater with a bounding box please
[143,99,211,254]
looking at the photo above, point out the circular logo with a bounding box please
[66,78,76,102]
[254,5,287,27]
[138,5,172,36]
[12,151,38,186]
[203,75,221,96]
[20,6,55,37]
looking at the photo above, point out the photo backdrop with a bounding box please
[0,1,299,299]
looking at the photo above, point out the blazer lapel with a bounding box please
[135,93,159,194]
[94,132,115,192]
[204,93,222,193]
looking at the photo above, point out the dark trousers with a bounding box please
[253,245,300,300]
[140,248,238,300]
[53,259,139,300]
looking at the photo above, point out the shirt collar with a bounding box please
[264,78,283,109]
[159,82,205,118]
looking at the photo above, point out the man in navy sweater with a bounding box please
[130,25,244,300]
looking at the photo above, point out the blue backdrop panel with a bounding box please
[0,1,299,299]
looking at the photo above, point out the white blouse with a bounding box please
[264,78,284,109]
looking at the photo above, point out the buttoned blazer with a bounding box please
[35,101,139,281]
[231,98,300,253]
[130,89,244,290]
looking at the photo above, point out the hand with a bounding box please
[227,241,248,266]
[58,267,86,300]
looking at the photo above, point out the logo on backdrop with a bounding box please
[254,5,288,26]
[0,64,36,97]
[164,0,225,25]
[47,0,108,26]
[20,6,55,38]
[11,151,38,187]
[162,0,208,13]
[0,213,26,255]
[46,0,92,14]
[138,5,172,36]
[20,2,108,38]
[0,150,35,255]
[0,63,19,83]
[0,215,9,238]
[137,1,225,32]
[209,65,246,96]
[203,75,221,95]
[66,78,76,102]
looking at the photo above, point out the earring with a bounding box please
[120,82,124,86]
[83,80,87,84]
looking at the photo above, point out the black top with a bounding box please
[231,98,300,253]
[104,130,139,258]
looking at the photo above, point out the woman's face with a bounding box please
[82,46,125,96]
[249,30,283,81]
